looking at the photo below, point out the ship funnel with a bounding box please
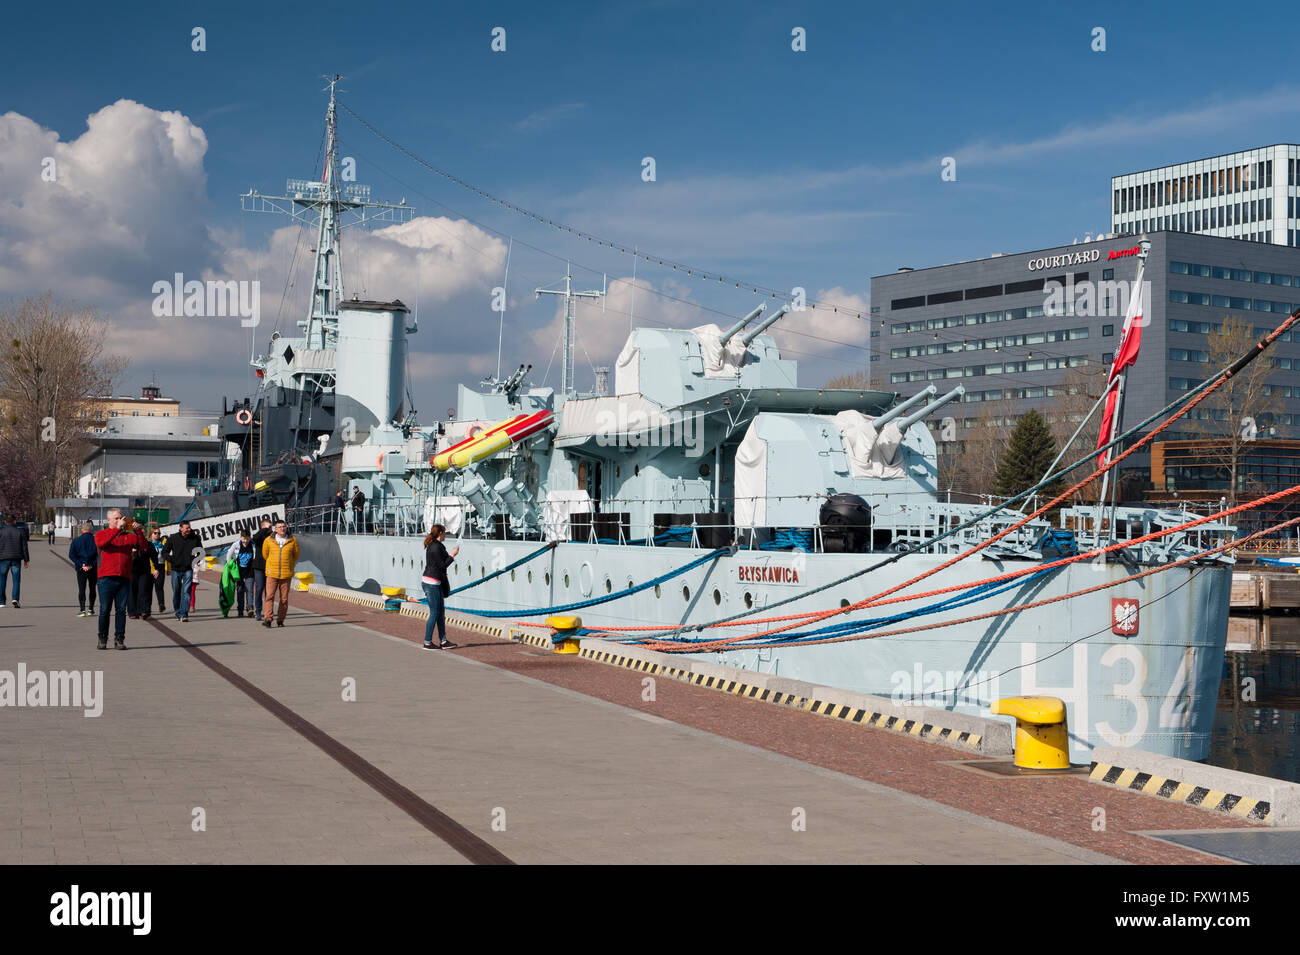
[895,385,965,432]
[719,304,766,346]
[873,386,937,428]
[740,305,790,347]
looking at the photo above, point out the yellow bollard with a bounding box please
[205,555,216,569]
[990,696,1070,769]
[294,571,314,592]
[547,614,582,654]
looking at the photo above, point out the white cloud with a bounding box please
[0,101,513,408]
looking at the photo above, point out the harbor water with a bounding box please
[1208,614,1300,783]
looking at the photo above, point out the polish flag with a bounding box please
[1096,259,1147,465]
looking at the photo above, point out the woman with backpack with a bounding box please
[420,524,459,650]
[226,530,257,618]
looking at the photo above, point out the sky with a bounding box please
[3,0,1300,415]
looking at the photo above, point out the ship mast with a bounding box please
[241,75,413,365]
[535,263,604,395]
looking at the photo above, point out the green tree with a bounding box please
[993,409,1064,504]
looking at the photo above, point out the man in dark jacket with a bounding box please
[160,520,204,622]
[250,518,273,621]
[351,487,367,533]
[0,516,31,609]
[68,522,98,616]
[93,509,140,649]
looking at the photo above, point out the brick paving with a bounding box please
[0,547,1252,864]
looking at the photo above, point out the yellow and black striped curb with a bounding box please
[1089,762,1271,823]
[511,628,557,650]
[573,646,983,751]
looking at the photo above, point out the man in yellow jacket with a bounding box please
[261,519,300,628]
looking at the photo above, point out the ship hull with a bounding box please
[297,534,1230,762]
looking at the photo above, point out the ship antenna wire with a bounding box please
[497,237,512,381]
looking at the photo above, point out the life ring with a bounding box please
[467,424,484,439]
[236,409,253,425]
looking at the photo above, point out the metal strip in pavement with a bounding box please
[145,614,514,866]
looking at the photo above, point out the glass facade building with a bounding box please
[1111,145,1300,246]
[871,231,1300,495]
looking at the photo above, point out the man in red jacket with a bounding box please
[94,509,145,650]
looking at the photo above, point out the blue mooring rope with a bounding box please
[441,547,730,618]
[447,540,557,596]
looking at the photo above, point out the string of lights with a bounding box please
[339,100,869,320]
[342,145,875,367]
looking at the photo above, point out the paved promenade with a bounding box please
[0,546,1252,864]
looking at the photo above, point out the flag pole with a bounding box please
[1095,237,1150,544]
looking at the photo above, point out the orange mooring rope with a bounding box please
[634,514,1300,652]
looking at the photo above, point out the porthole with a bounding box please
[654,584,661,598]
[391,557,395,567]
[627,579,634,591]
[480,565,486,577]
[510,569,516,581]
[744,591,753,609]
[713,588,721,605]
[528,570,533,584]
[605,577,612,593]
[682,585,690,601]
[564,572,570,589]
[545,572,551,586]
[840,598,850,608]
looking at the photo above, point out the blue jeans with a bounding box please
[0,560,20,603]
[422,582,446,645]
[97,576,129,640]
[171,569,194,619]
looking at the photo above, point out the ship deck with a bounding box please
[1,545,1283,865]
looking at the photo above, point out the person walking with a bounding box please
[47,520,56,547]
[69,522,98,616]
[0,516,31,609]
[127,521,158,620]
[93,509,138,649]
[226,530,257,618]
[250,518,273,621]
[147,527,166,614]
[419,523,459,650]
[161,520,204,622]
[260,520,299,628]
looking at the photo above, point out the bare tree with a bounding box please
[825,369,871,389]
[1185,314,1282,507]
[1042,360,1109,503]
[939,400,1013,499]
[0,294,128,518]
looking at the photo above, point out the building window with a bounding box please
[1102,325,1113,337]
[1102,268,1114,280]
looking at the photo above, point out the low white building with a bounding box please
[47,414,237,536]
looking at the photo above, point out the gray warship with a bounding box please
[198,80,1237,762]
